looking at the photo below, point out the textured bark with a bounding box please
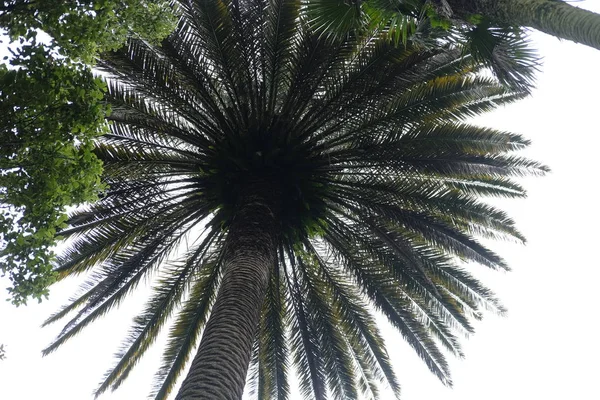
[447,0,600,50]
[175,179,281,400]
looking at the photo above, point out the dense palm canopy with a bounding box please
[42,1,546,399]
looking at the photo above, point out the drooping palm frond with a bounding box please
[151,247,224,400]
[43,0,545,399]
[462,21,539,92]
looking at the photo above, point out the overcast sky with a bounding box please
[1,2,600,399]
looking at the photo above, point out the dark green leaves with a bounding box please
[38,1,544,398]
[306,0,541,92]
[464,20,539,91]
[0,0,177,62]
[0,0,179,304]
[0,45,107,305]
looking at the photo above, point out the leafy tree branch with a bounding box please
[0,1,177,305]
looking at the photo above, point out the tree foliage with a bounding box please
[0,0,177,62]
[40,1,546,398]
[307,0,600,91]
[0,45,107,304]
[0,0,177,305]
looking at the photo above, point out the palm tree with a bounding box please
[41,1,546,399]
[444,0,600,49]
[308,0,600,91]
[309,0,600,50]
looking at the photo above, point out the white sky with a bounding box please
[1,2,600,399]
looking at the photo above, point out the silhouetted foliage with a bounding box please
[41,1,546,398]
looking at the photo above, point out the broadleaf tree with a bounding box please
[0,0,177,305]
[39,0,547,399]
[0,0,177,62]
[0,44,107,304]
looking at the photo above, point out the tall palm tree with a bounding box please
[41,1,546,399]
[445,0,600,49]
[308,0,600,91]
[309,0,600,50]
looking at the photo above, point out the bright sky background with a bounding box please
[2,2,600,399]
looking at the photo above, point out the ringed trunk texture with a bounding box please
[448,0,600,50]
[175,180,280,400]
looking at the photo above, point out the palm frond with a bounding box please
[304,240,401,397]
[43,210,209,355]
[285,247,328,400]
[463,22,539,92]
[94,228,221,396]
[255,254,291,400]
[323,221,454,384]
[294,250,360,400]
[151,238,225,400]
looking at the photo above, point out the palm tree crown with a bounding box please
[42,1,547,399]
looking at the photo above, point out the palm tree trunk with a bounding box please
[447,0,600,50]
[175,180,281,400]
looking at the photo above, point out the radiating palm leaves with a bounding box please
[305,0,540,92]
[43,0,546,399]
